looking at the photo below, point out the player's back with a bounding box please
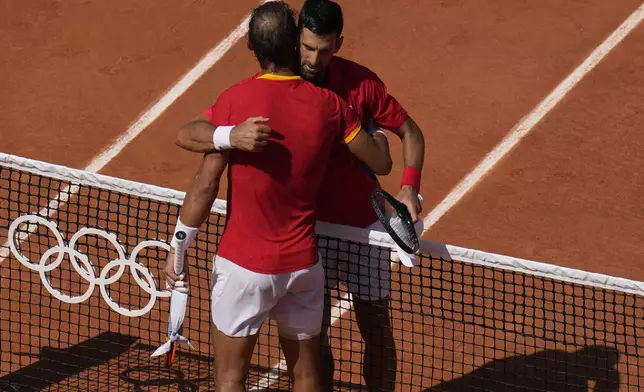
[210,74,359,274]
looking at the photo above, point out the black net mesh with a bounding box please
[1,162,643,391]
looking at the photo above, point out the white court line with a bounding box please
[253,3,644,390]
[87,2,274,172]
[0,1,271,265]
[421,3,644,235]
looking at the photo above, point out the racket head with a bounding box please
[370,188,420,254]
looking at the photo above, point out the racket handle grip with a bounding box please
[173,231,187,275]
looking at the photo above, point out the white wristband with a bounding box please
[373,129,386,137]
[170,218,199,250]
[213,126,234,151]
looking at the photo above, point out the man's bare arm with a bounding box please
[346,128,393,176]
[175,115,219,153]
[371,132,391,171]
[392,115,424,171]
[179,152,229,226]
[391,115,426,223]
[363,118,393,175]
[176,115,272,153]
[164,152,228,289]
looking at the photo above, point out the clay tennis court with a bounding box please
[1,0,644,391]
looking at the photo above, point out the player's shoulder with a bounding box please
[312,84,349,114]
[295,78,341,106]
[218,74,261,100]
[331,56,381,82]
[328,57,386,99]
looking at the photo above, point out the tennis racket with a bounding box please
[370,188,420,254]
[164,230,187,367]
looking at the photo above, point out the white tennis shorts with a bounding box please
[210,255,325,340]
[318,220,391,302]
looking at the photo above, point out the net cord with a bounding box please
[2,151,643,296]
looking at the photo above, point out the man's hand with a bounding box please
[163,248,189,291]
[230,117,272,152]
[396,185,422,223]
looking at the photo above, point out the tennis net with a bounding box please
[1,152,643,391]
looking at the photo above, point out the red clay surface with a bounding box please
[2,0,644,390]
[0,0,258,167]
[431,22,644,282]
[2,0,642,276]
[100,0,644,283]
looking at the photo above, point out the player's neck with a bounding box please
[262,65,297,77]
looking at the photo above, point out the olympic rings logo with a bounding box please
[7,215,171,317]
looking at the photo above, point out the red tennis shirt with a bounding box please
[316,57,409,228]
[204,73,361,274]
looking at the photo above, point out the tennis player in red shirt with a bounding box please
[175,1,426,390]
[164,3,392,391]
[296,2,425,390]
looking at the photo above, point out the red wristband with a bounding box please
[400,166,421,193]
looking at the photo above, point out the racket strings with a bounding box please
[372,190,418,253]
[388,215,415,245]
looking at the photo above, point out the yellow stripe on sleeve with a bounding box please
[343,122,362,144]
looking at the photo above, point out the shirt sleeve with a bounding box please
[202,92,232,125]
[364,75,408,131]
[338,96,362,144]
[322,88,362,144]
